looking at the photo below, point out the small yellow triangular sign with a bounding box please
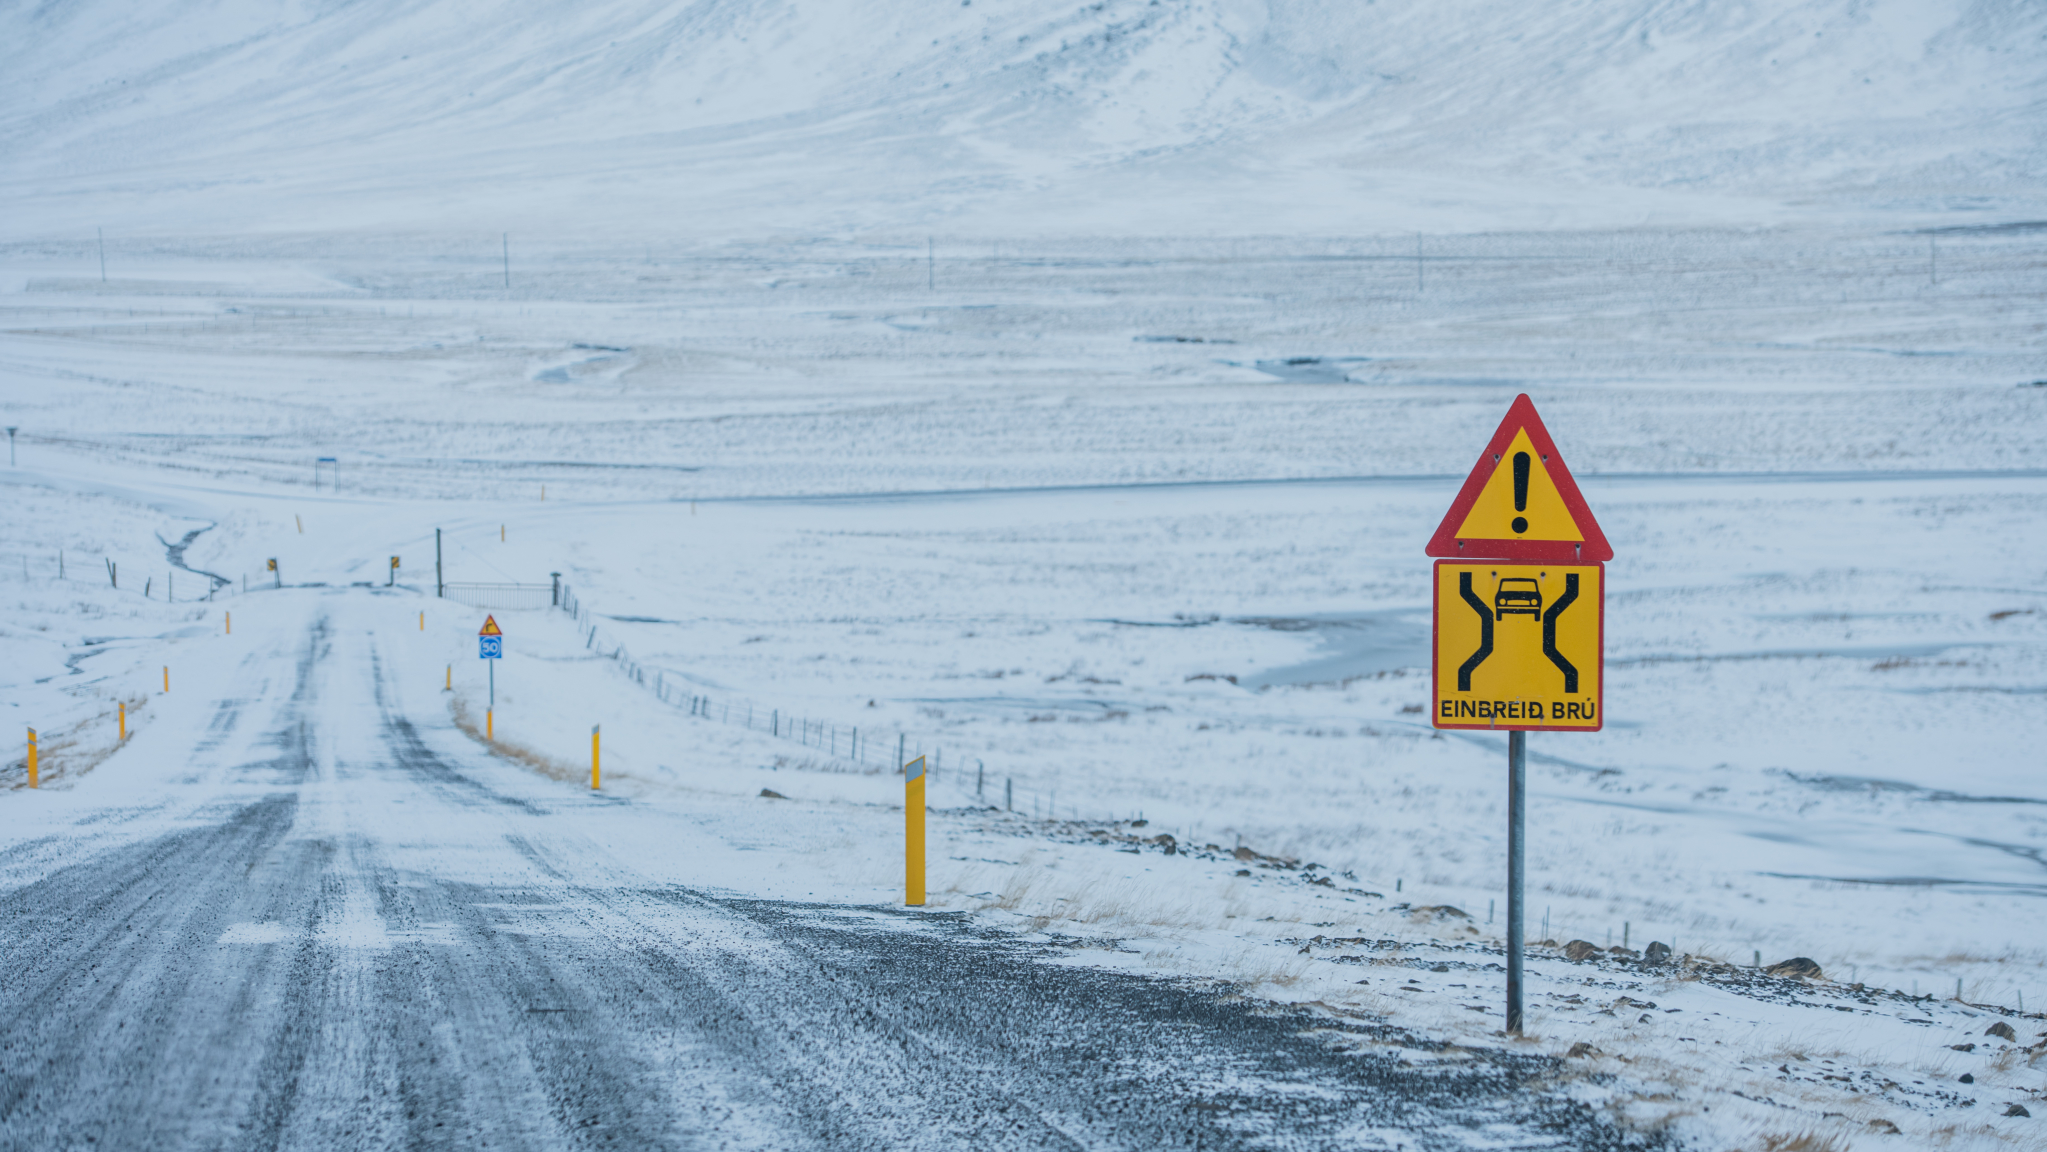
[478,615,502,636]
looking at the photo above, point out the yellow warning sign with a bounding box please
[478,615,502,637]
[1452,429,1583,545]
[1425,394,1612,563]
[1432,561,1602,731]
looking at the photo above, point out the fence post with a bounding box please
[897,734,905,774]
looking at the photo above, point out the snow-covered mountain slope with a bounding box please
[3,0,2042,236]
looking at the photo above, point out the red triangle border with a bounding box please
[1424,394,1613,562]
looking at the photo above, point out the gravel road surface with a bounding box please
[0,596,1652,1151]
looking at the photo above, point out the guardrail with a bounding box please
[442,582,556,611]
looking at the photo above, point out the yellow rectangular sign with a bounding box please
[1432,560,1603,731]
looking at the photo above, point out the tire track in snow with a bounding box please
[0,599,1663,1151]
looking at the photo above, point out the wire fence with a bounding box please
[8,551,246,602]
[554,582,1022,809]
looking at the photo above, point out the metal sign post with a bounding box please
[1425,394,1613,1035]
[1506,730,1525,1031]
[479,615,503,712]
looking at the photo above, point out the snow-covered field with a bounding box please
[5,0,2047,1147]
[3,228,2043,1148]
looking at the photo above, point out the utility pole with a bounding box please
[435,528,444,597]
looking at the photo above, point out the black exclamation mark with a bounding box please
[1511,452,1530,534]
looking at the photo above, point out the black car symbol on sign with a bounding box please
[1494,577,1542,620]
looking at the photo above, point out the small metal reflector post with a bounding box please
[905,756,927,906]
[1506,730,1527,1033]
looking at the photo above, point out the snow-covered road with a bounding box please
[0,592,1651,1151]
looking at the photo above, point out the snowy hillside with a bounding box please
[3,0,2044,235]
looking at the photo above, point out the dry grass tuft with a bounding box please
[451,698,580,782]
[5,697,143,790]
[1752,1131,1848,1152]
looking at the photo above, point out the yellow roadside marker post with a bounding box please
[591,725,600,790]
[26,728,38,789]
[119,702,126,742]
[487,711,493,741]
[444,665,451,691]
[905,755,927,906]
[419,610,424,631]
[225,611,231,634]
[162,666,169,693]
